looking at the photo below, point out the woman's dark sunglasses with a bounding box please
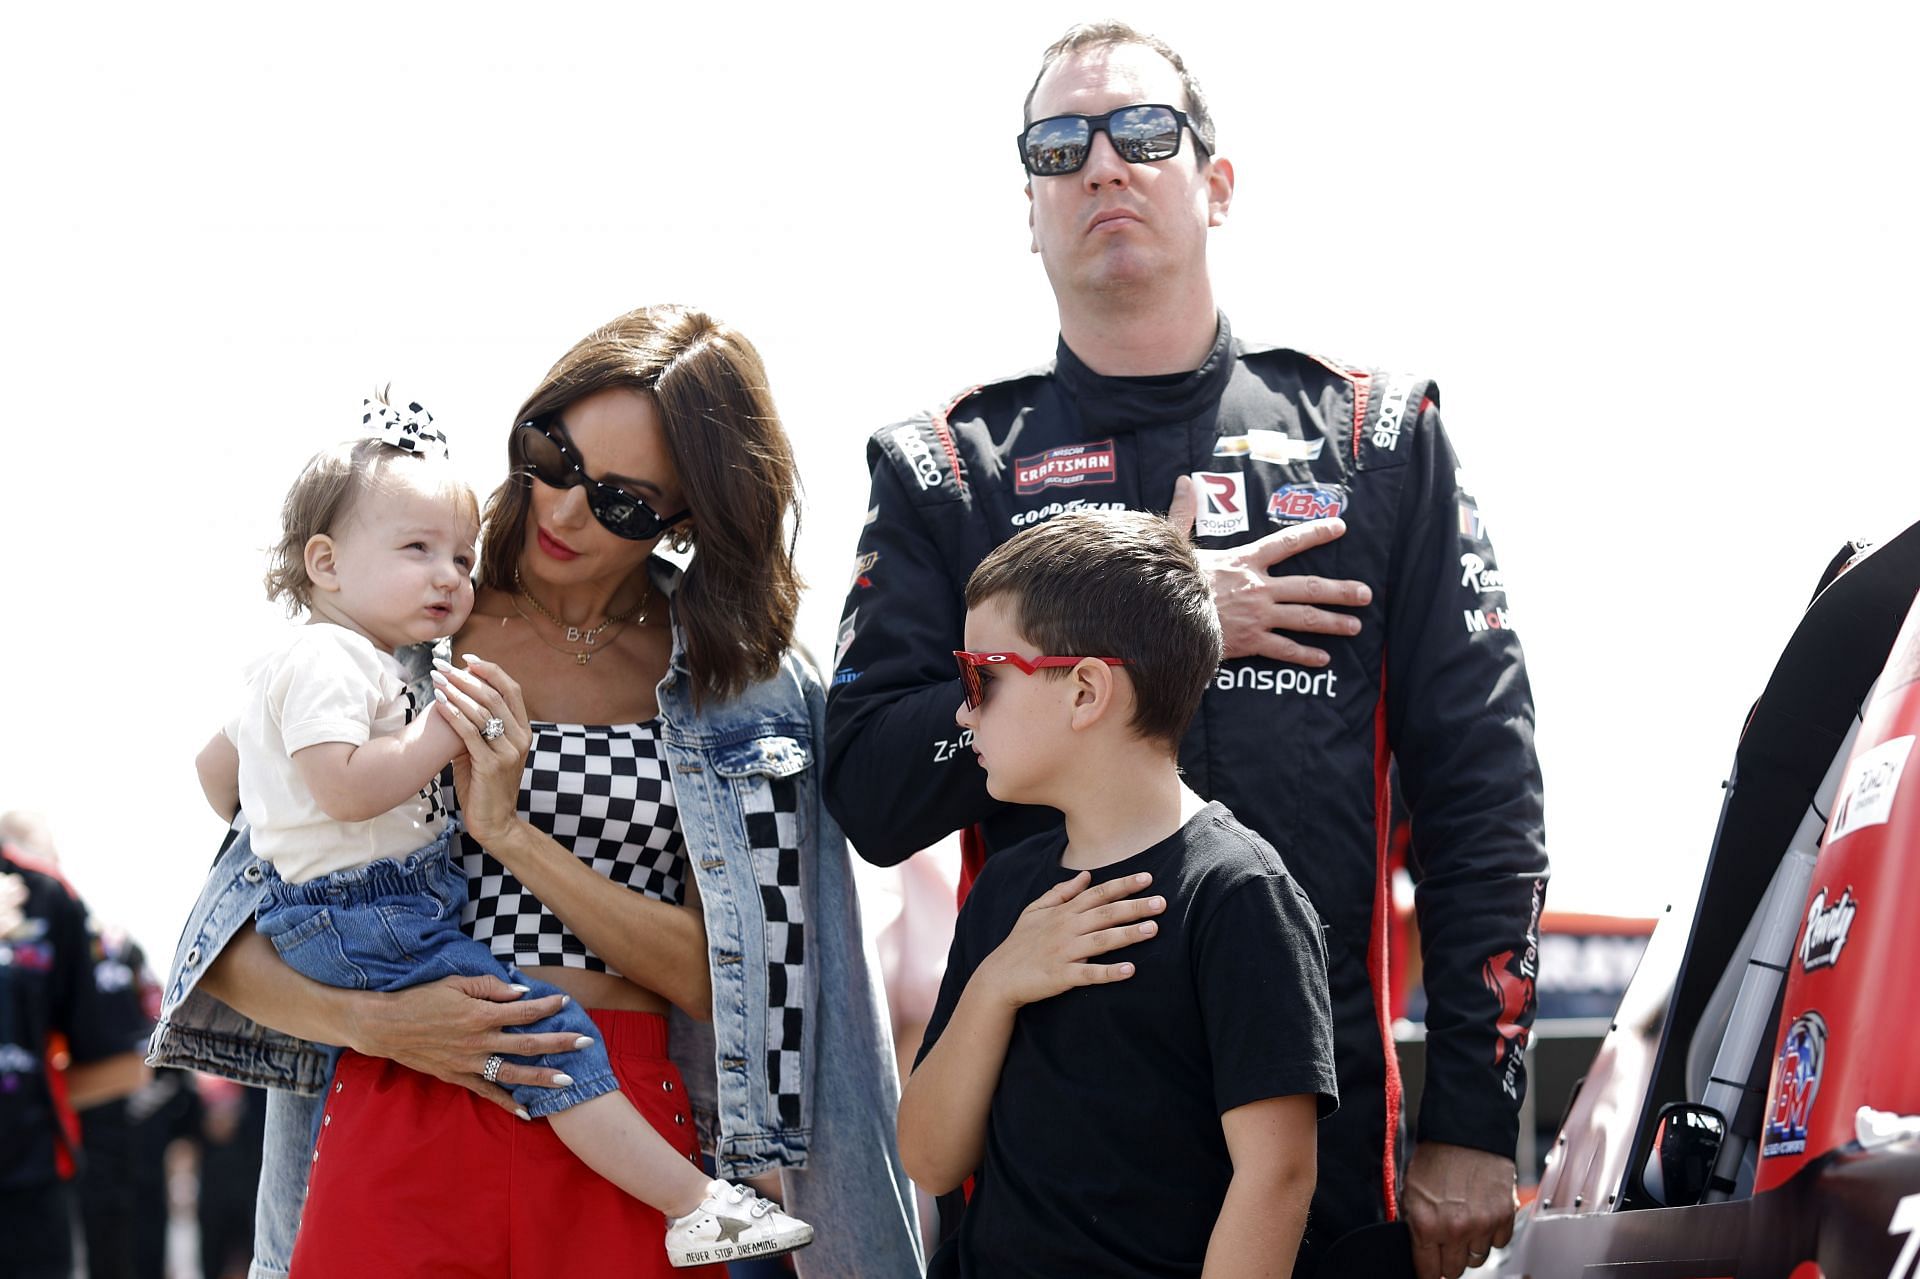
[511,418,691,542]
[1015,103,1210,178]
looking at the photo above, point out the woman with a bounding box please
[151,305,923,1277]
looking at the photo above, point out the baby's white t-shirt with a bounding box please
[229,623,442,882]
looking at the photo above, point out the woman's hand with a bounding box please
[433,654,532,851]
[202,925,580,1119]
[348,973,588,1117]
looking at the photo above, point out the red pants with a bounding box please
[290,1009,724,1278]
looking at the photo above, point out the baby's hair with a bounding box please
[265,388,471,615]
[965,510,1223,749]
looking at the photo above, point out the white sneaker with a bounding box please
[665,1178,815,1268]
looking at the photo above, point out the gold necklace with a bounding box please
[513,566,649,644]
[509,567,653,666]
[509,595,628,665]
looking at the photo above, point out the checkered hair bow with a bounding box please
[361,398,450,460]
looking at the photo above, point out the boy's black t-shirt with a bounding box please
[917,802,1338,1279]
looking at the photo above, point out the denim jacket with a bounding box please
[151,577,924,1278]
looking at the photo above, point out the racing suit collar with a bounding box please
[1053,311,1237,433]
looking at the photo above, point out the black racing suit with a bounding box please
[824,314,1548,1254]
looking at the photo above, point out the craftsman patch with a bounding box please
[1014,440,1117,495]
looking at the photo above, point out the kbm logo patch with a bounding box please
[1267,485,1348,525]
[1190,471,1249,537]
[1763,1010,1828,1157]
[1014,440,1116,495]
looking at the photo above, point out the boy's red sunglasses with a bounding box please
[952,650,1127,709]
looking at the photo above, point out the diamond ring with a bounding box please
[481,1054,505,1083]
[480,716,506,742]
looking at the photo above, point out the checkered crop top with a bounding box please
[459,719,685,974]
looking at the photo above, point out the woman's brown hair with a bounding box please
[478,304,802,703]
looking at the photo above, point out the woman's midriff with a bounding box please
[528,964,671,1015]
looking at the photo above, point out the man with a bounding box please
[2,822,155,1279]
[824,22,1547,1279]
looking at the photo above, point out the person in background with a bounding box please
[2,813,154,1279]
[73,936,190,1279]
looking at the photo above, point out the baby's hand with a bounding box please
[977,871,1164,1008]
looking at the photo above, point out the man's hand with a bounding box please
[1167,475,1373,665]
[976,871,1164,1008]
[1402,1141,1518,1278]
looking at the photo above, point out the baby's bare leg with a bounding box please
[548,1092,714,1217]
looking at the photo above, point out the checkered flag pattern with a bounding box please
[400,683,448,826]
[459,722,686,972]
[743,775,807,1130]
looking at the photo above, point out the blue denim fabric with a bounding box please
[657,648,924,1275]
[152,571,924,1277]
[254,830,617,1119]
[150,827,332,1095]
[251,1088,317,1279]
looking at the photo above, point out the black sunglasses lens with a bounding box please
[1109,105,1181,162]
[514,422,571,486]
[515,419,678,542]
[585,487,659,541]
[1024,116,1090,176]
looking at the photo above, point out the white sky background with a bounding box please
[2,2,1915,966]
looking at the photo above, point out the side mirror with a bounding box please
[1640,1102,1727,1207]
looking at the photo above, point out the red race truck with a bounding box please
[1492,520,1920,1278]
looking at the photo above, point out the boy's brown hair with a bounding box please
[965,510,1221,747]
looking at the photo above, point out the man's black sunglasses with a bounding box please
[1015,103,1210,178]
[511,417,691,542]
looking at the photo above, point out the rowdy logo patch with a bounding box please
[1191,471,1249,537]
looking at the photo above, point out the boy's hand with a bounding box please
[978,870,1164,1008]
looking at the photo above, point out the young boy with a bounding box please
[897,510,1337,1278]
